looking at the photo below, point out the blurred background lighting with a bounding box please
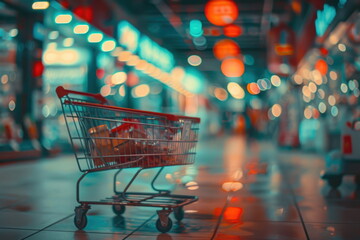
[338,43,346,52]
[9,29,18,37]
[55,14,72,24]
[132,84,150,98]
[340,83,348,93]
[8,100,15,111]
[32,1,49,10]
[221,58,245,77]
[118,51,132,62]
[63,38,74,47]
[271,75,281,87]
[308,82,317,93]
[189,19,203,37]
[227,82,245,99]
[187,55,202,66]
[74,24,89,34]
[111,72,127,85]
[318,102,326,113]
[48,31,59,40]
[247,83,260,95]
[118,85,126,97]
[328,95,336,106]
[331,106,338,117]
[214,87,228,101]
[127,55,140,66]
[329,71,337,80]
[101,40,116,52]
[293,74,303,84]
[100,85,111,97]
[88,33,103,43]
[271,104,282,117]
[304,107,313,119]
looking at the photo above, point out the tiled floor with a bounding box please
[1,135,360,239]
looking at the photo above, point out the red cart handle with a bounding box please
[56,86,107,104]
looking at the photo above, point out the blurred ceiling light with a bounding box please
[111,72,127,85]
[101,40,116,52]
[338,43,346,52]
[118,85,126,97]
[221,58,245,77]
[271,75,281,87]
[132,84,150,98]
[1,75,8,84]
[188,55,202,66]
[127,55,140,66]
[214,87,228,101]
[32,1,49,10]
[74,24,89,34]
[88,33,103,43]
[48,31,59,40]
[271,104,282,117]
[329,34,339,45]
[55,14,72,24]
[63,38,74,47]
[134,60,148,71]
[349,80,356,91]
[227,82,245,99]
[118,51,132,62]
[111,47,123,57]
[247,83,260,95]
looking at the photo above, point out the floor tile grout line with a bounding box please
[210,194,231,240]
[278,162,311,240]
[21,213,74,240]
[122,213,156,239]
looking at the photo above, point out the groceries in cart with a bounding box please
[88,117,197,168]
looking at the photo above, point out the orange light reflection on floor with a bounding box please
[214,207,243,223]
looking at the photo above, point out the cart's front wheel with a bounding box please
[328,175,343,188]
[74,214,87,230]
[112,204,126,215]
[156,217,172,233]
[173,207,184,221]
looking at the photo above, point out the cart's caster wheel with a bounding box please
[156,217,173,233]
[328,175,342,188]
[173,207,184,221]
[112,205,126,215]
[74,213,87,230]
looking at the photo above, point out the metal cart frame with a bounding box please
[56,86,200,233]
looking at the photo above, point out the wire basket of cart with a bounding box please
[56,86,200,233]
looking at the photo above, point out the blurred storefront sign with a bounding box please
[117,21,175,73]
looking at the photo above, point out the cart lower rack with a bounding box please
[56,86,200,233]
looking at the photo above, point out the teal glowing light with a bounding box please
[315,4,336,36]
[190,20,203,37]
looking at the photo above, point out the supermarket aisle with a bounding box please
[0,135,360,240]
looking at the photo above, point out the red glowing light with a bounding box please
[32,61,44,78]
[205,0,239,26]
[223,24,242,38]
[221,58,245,77]
[213,39,240,60]
[247,83,260,95]
[319,47,328,56]
[73,6,93,22]
[315,59,328,76]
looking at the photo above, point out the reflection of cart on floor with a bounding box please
[322,120,360,188]
[56,86,200,233]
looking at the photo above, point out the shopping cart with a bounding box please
[56,86,200,233]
